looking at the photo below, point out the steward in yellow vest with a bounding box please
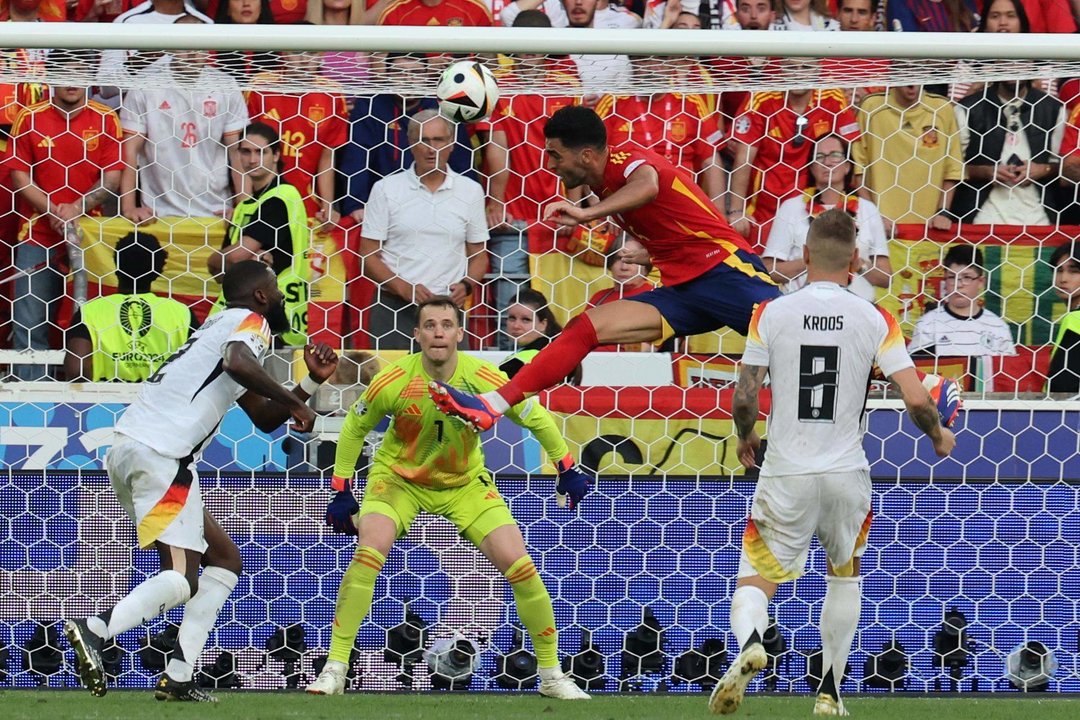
[65,231,194,381]
[208,121,310,346]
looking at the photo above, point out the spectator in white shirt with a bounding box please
[910,244,1017,390]
[119,15,249,222]
[772,0,839,29]
[360,110,489,350]
[97,0,215,105]
[764,133,892,302]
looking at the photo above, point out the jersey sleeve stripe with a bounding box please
[874,305,906,351]
[476,368,507,387]
[366,366,406,400]
[747,299,773,346]
[236,312,271,342]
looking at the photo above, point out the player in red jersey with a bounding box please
[429,105,781,431]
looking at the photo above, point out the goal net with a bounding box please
[0,25,1077,695]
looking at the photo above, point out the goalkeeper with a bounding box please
[307,296,592,700]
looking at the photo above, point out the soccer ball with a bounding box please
[436,60,499,123]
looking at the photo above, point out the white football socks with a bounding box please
[820,576,862,694]
[481,390,511,414]
[92,569,191,640]
[730,584,770,650]
[166,566,239,683]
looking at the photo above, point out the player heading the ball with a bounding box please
[308,296,592,699]
[711,209,956,717]
[430,105,782,429]
[64,261,339,702]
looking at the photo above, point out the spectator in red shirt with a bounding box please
[6,50,123,380]
[596,56,724,208]
[1017,0,1076,31]
[728,87,860,245]
[247,48,349,221]
[377,0,492,25]
[480,10,580,347]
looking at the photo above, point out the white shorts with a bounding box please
[739,470,872,583]
[106,436,207,553]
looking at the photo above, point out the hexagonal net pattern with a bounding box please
[0,31,1077,697]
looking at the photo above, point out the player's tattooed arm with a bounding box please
[733,363,768,441]
[908,400,942,438]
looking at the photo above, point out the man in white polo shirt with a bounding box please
[118,14,248,222]
[910,244,1016,392]
[360,109,489,350]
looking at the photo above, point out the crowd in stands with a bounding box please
[0,0,1079,394]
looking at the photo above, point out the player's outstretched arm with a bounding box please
[890,367,956,458]
[543,164,659,228]
[732,363,768,469]
[326,381,393,534]
[230,342,338,434]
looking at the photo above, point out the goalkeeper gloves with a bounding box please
[554,454,594,510]
[326,475,359,535]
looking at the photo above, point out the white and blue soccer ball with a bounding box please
[436,60,500,123]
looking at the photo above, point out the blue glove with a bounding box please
[326,475,359,535]
[554,455,594,510]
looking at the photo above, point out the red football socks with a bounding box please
[496,313,598,406]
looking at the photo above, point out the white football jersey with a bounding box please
[119,56,249,218]
[742,281,914,477]
[116,308,272,459]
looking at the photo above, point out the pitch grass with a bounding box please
[1,691,1078,720]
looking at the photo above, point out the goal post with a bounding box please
[0,25,1077,695]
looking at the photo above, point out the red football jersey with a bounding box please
[1061,103,1080,158]
[247,80,349,216]
[476,66,579,235]
[595,145,753,287]
[597,93,722,178]
[378,0,492,26]
[7,100,123,248]
[731,89,859,224]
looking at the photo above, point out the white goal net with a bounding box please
[0,25,1077,695]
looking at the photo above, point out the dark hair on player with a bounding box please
[544,106,607,151]
[978,0,1030,32]
[1050,241,1080,271]
[222,260,276,304]
[512,288,563,336]
[943,244,985,276]
[115,232,166,293]
[513,9,552,27]
[417,295,465,326]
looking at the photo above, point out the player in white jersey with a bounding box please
[711,210,956,717]
[63,261,339,702]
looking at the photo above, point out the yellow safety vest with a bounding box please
[80,293,191,381]
[215,181,311,346]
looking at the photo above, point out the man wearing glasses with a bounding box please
[728,86,860,246]
[909,244,1016,392]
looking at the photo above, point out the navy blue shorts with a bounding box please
[628,249,781,337]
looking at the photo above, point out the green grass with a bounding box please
[1,691,1077,720]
